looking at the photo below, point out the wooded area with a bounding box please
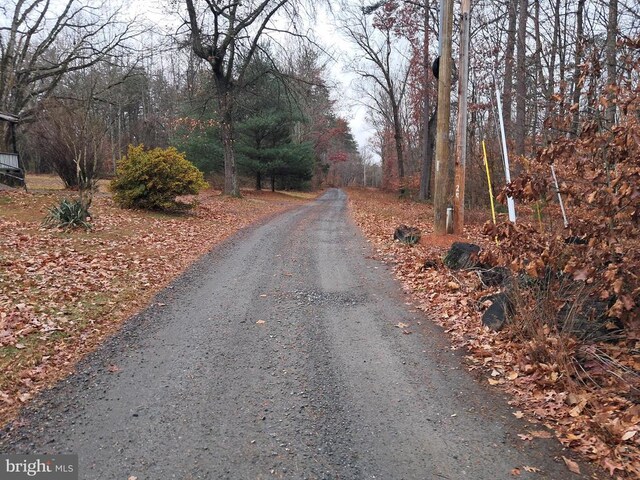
[1,1,637,203]
[340,0,637,206]
[0,0,370,194]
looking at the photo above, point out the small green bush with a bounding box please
[43,198,92,231]
[111,145,208,211]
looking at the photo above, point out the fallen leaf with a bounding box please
[621,430,637,441]
[18,393,31,403]
[513,411,524,418]
[395,322,409,329]
[523,465,540,473]
[107,364,121,373]
[562,433,583,442]
[572,268,590,281]
[562,456,580,474]
[0,391,13,405]
[530,430,553,439]
[256,320,266,325]
[565,392,582,406]
[511,468,521,476]
[446,281,460,290]
[518,433,533,441]
[603,458,623,476]
[506,371,518,380]
[621,295,635,310]
[525,261,540,278]
[569,400,586,417]
[128,476,138,480]
[14,343,26,350]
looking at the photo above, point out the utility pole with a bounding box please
[453,0,471,234]
[433,0,454,234]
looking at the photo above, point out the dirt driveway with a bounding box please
[1,189,593,479]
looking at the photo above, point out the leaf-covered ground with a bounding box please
[0,179,313,424]
[2,181,637,477]
[347,187,639,479]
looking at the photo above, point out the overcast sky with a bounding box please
[314,7,377,161]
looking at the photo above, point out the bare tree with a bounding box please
[340,4,411,184]
[514,0,528,157]
[502,0,517,139]
[0,0,140,149]
[570,0,585,136]
[605,0,618,128]
[182,0,299,196]
[31,96,109,195]
[418,0,436,201]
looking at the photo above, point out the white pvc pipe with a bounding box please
[495,88,517,223]
[551,164,569,228]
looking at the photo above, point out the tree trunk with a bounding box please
[558,3,568,96]
[256,171,262,190]
[271,175,275,192]
[605,0,618,128]
[532,0,547,144]
[514,0,528,158]
[420,106,437,201]
[502,0,518,138]
[571,0,585,136]
[419,0,432,201]
[545,0,560,130]
[217,85,240,197]
[425,108,438,197]
[392,101,405,181]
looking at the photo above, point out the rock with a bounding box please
[422,259,438,269]
[481,292,515,331]
[393,225,421,245]
[564,235,588,245]
[558,299,623,342]
[479,266,511,287]
[443,242,481,270]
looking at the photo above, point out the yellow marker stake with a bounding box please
[482,140,499,246]
[483,140,497,224]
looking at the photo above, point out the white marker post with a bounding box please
[550,164,569,228]
[495,88,517,223]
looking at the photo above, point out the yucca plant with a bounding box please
[42,198,92,231]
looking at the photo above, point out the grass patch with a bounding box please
[25,174,110,193]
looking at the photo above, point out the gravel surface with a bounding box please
[1,189,596,479]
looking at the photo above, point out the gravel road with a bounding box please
[1,189,595,479]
